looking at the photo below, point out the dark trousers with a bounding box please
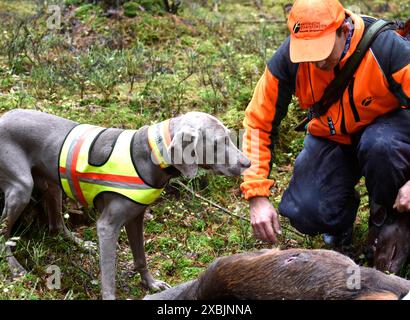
[279,108,410,236]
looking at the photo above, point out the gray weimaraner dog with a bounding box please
[0,109,250,299]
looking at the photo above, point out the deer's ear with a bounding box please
[167,126,199,178]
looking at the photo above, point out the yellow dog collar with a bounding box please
[147,119,172,169]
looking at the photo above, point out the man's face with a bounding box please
[313,28,348,71]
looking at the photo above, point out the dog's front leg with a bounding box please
[96,208,123,300]
[125,212,171,292]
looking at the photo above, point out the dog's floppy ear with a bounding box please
[167,126,200,178]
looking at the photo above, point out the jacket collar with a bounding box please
[338,10,365,68]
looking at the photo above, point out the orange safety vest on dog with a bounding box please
[59,124,165,208]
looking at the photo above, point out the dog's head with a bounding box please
[368,204,410,274]
[167,112,250,178]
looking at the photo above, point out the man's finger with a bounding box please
[252,222,264,240]
[272,213,282,235]
[263,222,277,244]
[393,199,404,213]
[393,195,400,210]
[254,224,268,243]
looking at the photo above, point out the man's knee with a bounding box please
[279,190,359,236]
[358,114,410,206]
[358,109,410,166]
[358,124,396,165]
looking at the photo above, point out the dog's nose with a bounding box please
[241,156,251,168]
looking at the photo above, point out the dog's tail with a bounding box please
[143,279,199,300]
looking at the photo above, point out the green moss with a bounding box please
[191,220,206,232]
[75,4,99,19]
[123,2,139,18]
[64,0,83,5]
[198,254,214,264]
[181,267,204,280]
[210,237,225,251]
[176,258,193,269]
[196,40,218,55]
[145,220,164,234]
[123,1,164,17]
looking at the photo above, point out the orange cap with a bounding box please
[288,0,345,63]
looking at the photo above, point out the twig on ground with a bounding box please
[70,260,96,280]
[67,209,84,215]
[171,180,306,239]
[172,180,250,222]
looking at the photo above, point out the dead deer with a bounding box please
[144,248,410,300]
[368,205,410,274]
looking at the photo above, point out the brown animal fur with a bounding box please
[368,205,410,274]
[144,248,410,300]
[355,292,398,300]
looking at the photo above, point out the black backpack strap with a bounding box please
[361,17,409,107]
[313,19,396,116]
[294,19,397,132]
[387,74,410,107]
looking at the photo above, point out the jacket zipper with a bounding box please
[348,78,360,122]
[340,96,347,135]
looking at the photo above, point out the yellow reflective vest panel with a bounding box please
[59,124,164,208]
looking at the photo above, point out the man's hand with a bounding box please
[249,196,281,243]
[393,181,410,213]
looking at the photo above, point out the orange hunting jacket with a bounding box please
[241,11,410,200]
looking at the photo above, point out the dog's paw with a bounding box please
[7,256,27,278]
[145,279,171,292]
[140,270,171,292]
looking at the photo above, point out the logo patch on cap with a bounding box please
[293,21,301,34]
[293,22,328,34]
